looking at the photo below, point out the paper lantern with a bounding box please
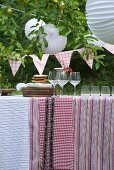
[43,23,59,36]
[40,24,67,54]
[85,34,105,47]
[25,18,45,40]
[86,0,114,44]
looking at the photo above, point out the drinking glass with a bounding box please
[111,86,114,96]
[56,71,69,95]
[69,72,81,95]
[81,85,90,96]
[91,86,100,96]
[101,86,110,96]
[48,71,58,95]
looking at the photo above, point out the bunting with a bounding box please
[84,56,93,69]
[8,48,95,77]
[55,50,74,68]
[103,43,114,55]
[77,48,94,69]
[30,54,49,75]
[9,59,21,76]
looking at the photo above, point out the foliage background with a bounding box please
[0,0,114,89]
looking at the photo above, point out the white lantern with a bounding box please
[25,18,45,40]
[40,24,67,54]
[86,0,114,44]
[43,24,59,36]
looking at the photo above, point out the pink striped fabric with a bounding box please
[112,97,114,170]
[30,96,114,170]
[39,97,74,170]
[74,96,114,170]
[29,98,40,170]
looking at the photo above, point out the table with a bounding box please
[0,96,114,170]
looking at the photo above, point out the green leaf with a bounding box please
[39,26,44,34]
[21,57,25,67]
[43,38,48,48]
[16,42,24,51]
[95,63,100,70]
[38,48,43,59]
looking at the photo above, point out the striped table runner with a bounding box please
[39,97,74,170]
[30,96,114,170]
[74,96,114,170]
[29,97,40,170]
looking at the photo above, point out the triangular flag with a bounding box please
[77,48,94,69]
[84,56,93,69]
[9,59,21,76]
[103,43,114,55]
[76,48,85,54]
[30,54,49,75]
[55,51,73,68]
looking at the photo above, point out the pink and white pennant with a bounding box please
[84,56,93,69]
[103,43,114,55]
[77,48,94,69]
[9,59,22,76]
[55,51,73,68]
[30,54,49,75]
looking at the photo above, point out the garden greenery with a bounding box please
[0,0,114,88]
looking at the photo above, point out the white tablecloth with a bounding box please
[0,96,30,170]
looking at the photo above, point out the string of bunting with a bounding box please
[9,41,114,76]
[8,48,94,76]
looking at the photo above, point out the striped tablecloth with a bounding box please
[0,96,114,170]
[30,96,114,170]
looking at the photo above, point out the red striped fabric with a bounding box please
[39,97,74,170]
[112,97,114,170]
[29,98,40,170]
[30,96,114,170]
[74,96,114,170]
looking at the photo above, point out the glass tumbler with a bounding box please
[112,86,114,96]
[101,86,110,96]
[91,86,100,96]
[81,85,90,96]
